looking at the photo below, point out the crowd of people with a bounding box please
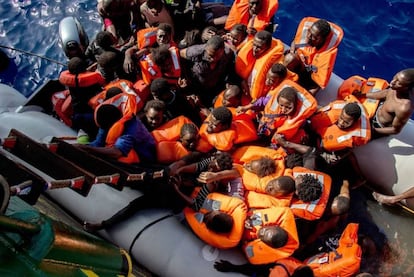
[52,0,414,276]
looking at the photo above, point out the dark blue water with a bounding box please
[0,0,413,98]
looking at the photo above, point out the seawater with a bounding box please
[0,0,413,97]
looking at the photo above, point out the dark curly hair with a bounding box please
[266,226,288,248]
[296,174,323,202]
[270,63,288,79]
[211,106,233,128]
[344,102,361,120]
[313,19,331,39]
[214,151,234,171]
[205,212,234,233]
[95,31,114,49]
[277,176,296,194]
[180,122,199,138]
[255,156,277,178]
[144,99,166,113]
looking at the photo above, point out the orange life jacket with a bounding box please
[96,93,140,164]
[225,0,279,32]
[59,70,105,88]
[338,75,389,119]
[245,191,292,209]
[232,146,285,193]
[236,38,285,100]
[199,115,258,152]
[156,140,189,164]
[243,207,299,264]
[136,27,158,49]
[139,46,181,85]
[259,80,317,141]
[56,70,106,126]
[294,17,344,89]
[51,89,73,127]
[310,95,371,152]
[151,115,192,143]
[304,223,362,277]
[232,145,286,164]
[88,79,146,114]
[213,90,255,120]
[268,257,305,277]
[287,167,331,221]
[184,190,248,249]
[232,145,285,193]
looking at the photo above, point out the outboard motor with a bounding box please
[58,17,89,59]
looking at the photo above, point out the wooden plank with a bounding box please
[3,129,95,196]
[0,151,45,205]
[50,138,160,189]
[50,138,125,189]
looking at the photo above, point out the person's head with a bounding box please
[143,99,165,130]
[68,57,87,74]
[95,104,122,129]
[151,45,174,73]
[252,31,272,58]
[179,123,199,151]
[265,63,288,88]
[204,35,225,65]
[331,195,350,215]
[307,19,331,49]
[150,77,172,102]
[258,225,288,248]
[248,0,263,16]
[390,68,414,94]
[203,210,234,233]
[201,26,218,43]
[156,23,173,46]
[295,174,323,202]
[337,102,361,129]
[208,151,234,172]
[244,156,276,178]
[105,87,123,100]
[277,87,297,116]
[95,31,115,49]
[265,176,296,197]
[228,24,248,47]
[146,0,163,15]
[207,106,233,133]
[222,85,242,108]
[96,51,122,72]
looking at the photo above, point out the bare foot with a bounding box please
[372,192,397,205]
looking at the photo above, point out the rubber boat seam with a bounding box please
[128,214,175,253]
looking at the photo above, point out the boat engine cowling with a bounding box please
[58,17,89,59]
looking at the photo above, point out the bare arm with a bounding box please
[180,48,188,59]
[197,169,240,184]
[364,88,389,100]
